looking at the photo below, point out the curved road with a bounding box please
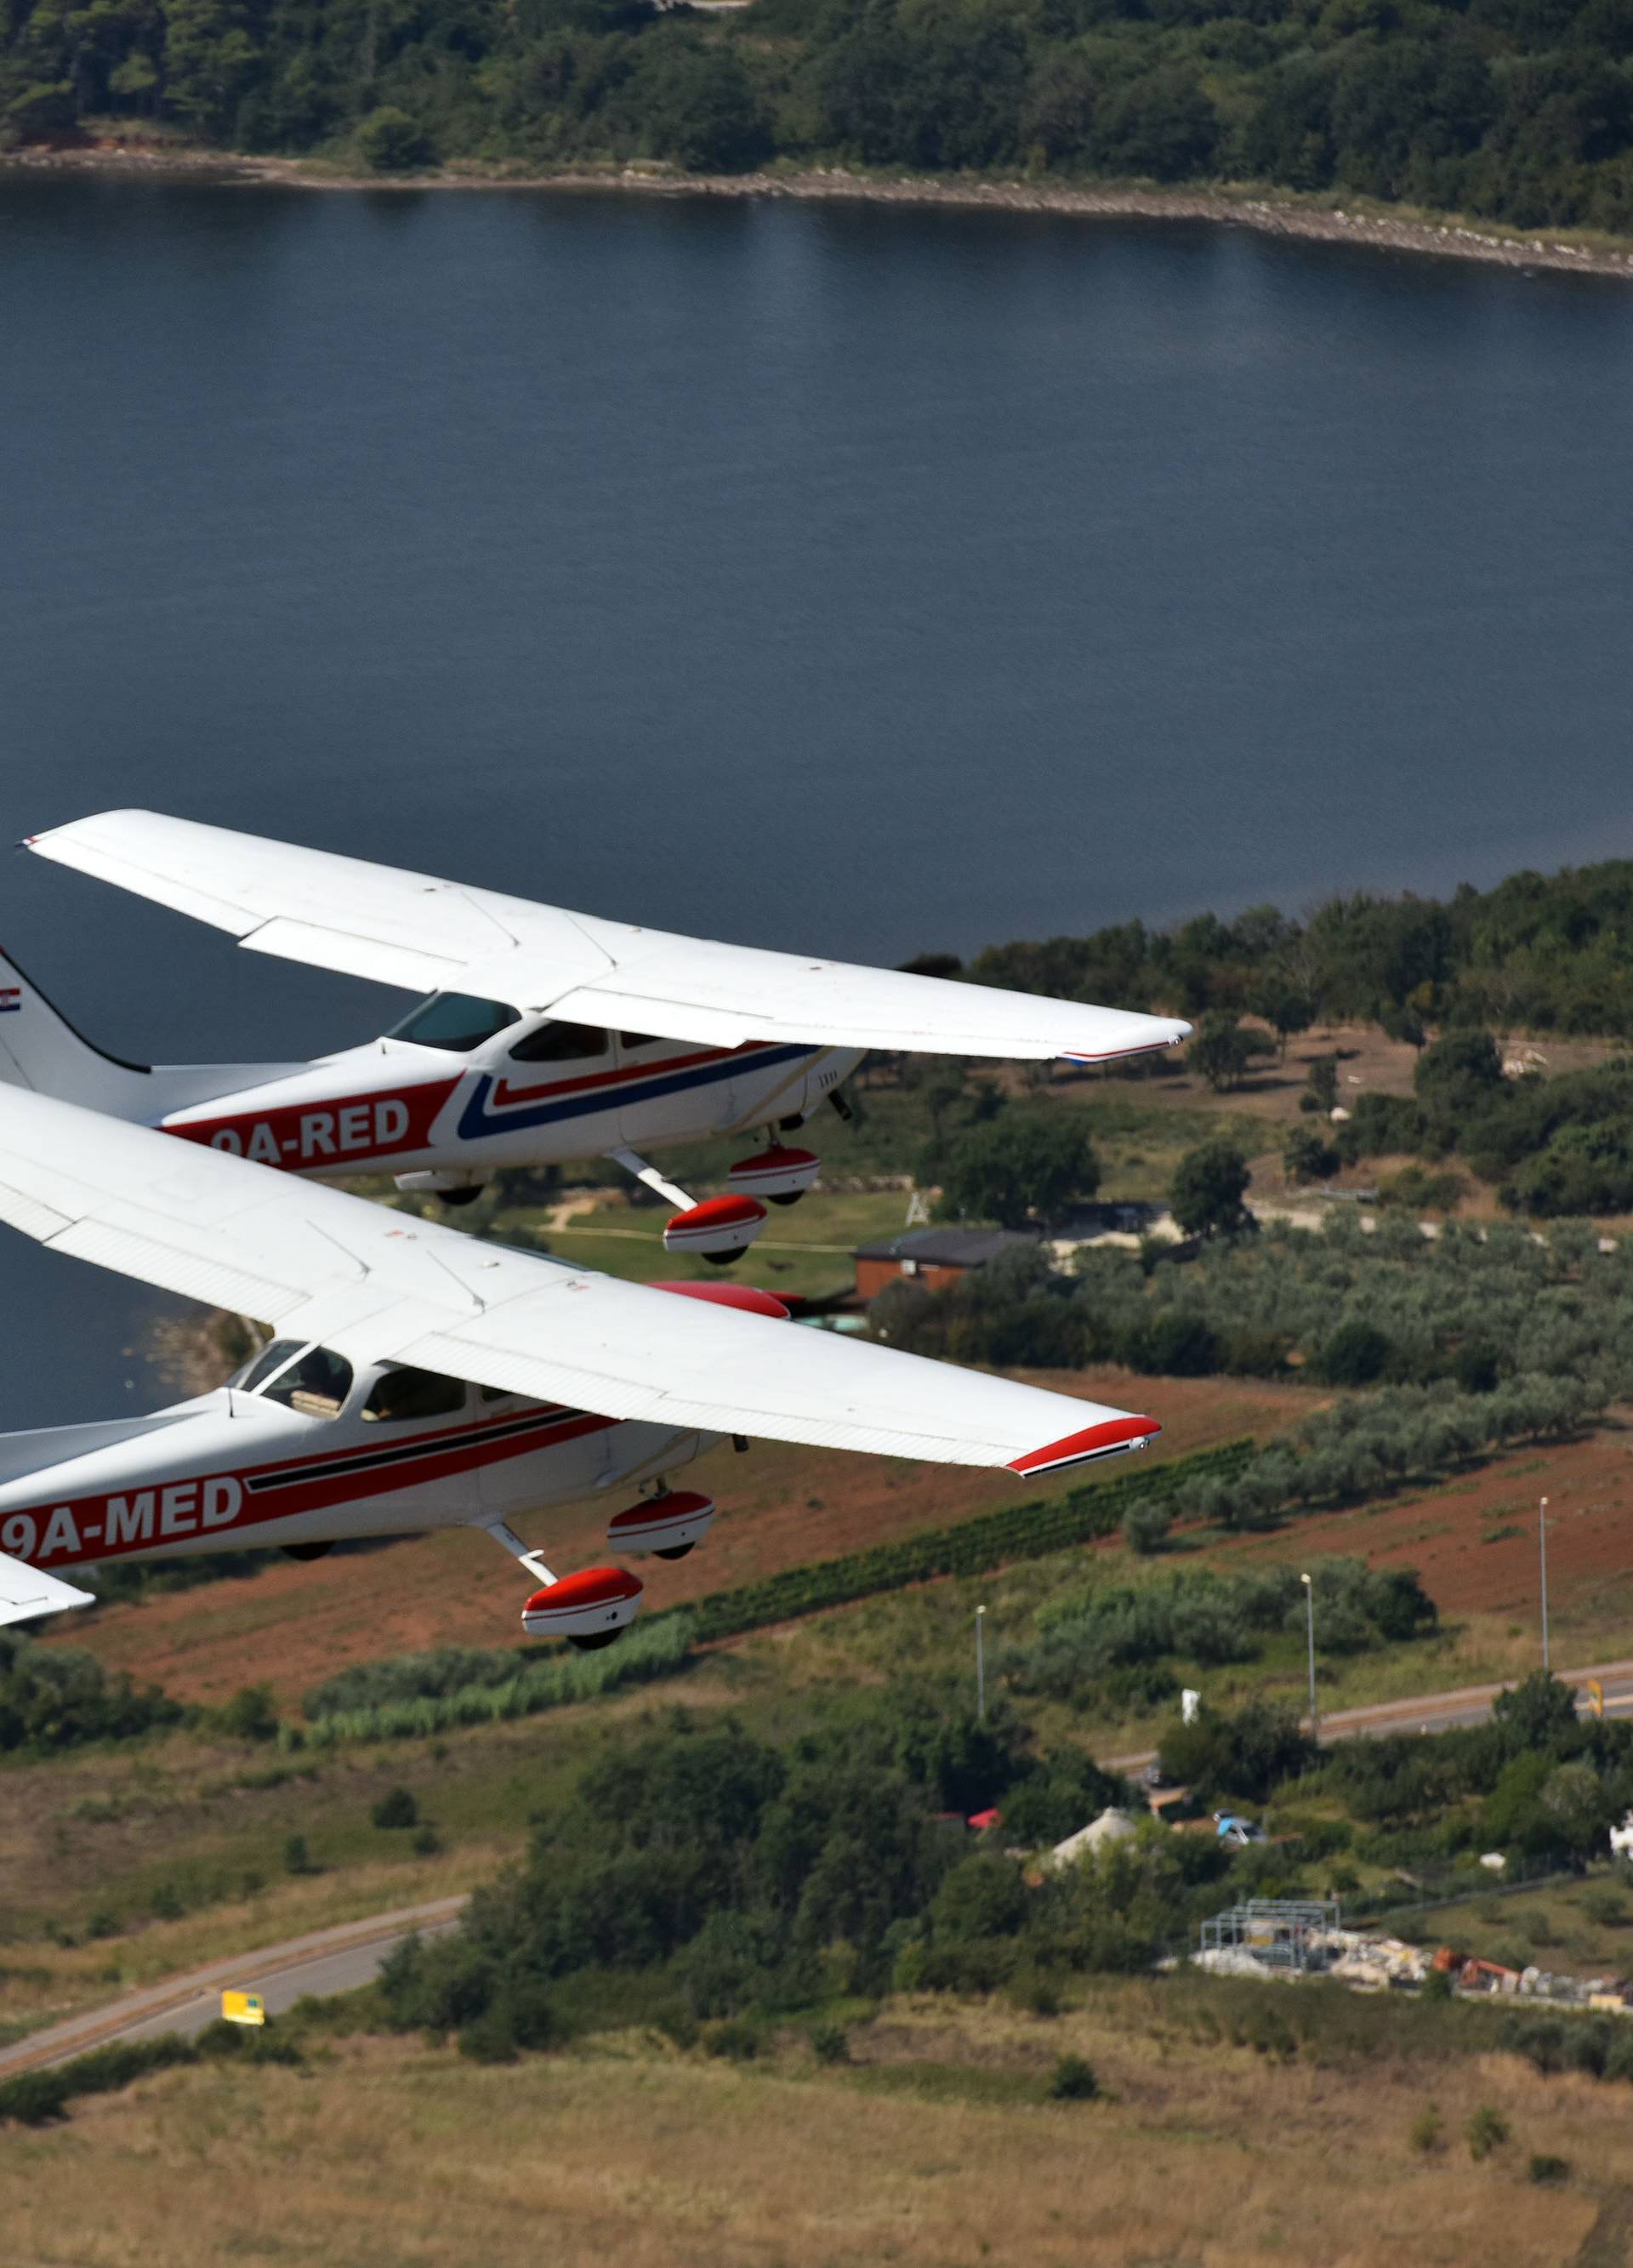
[1105,1656,1633,1773]
[0,1894,468,2078]
[8,1657,1632,2080]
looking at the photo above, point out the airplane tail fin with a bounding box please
[0,946,159,1117]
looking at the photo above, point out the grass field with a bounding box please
[1402,1878,1633,1982]
[3,1984,1624,2267]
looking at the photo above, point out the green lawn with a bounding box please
[497,1187,908,1300]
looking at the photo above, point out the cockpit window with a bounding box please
[388,994,522,1053]
[508,1021,608,1064]
[362,1366,468,1423]
[233,1340,354,1419]
[619,1032,666,1051]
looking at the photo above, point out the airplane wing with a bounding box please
[0,1086,1157,1477]
[26,811,1190,1064]
[0,1551,94,1626]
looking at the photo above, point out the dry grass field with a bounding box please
[3,1988,1627,2268]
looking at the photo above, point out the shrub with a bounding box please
[1049,2053,1099,2100]
[1124,1312,1221,1376]
[372,1787,419,1831]
[1284,1125,1340,1183]
[1123,1502,1174,1556]
[0,1632,182,1756]
[1528,2153,1570,2185]
[412,1824,442,1857]
[217,1684,280,1742]
[1466,2104,1510,2161]
[1409,2105,1444,2151]
[810,2021,851,2065]
[0,2068,71,2124]
[703,2018,760,2061]
[1314,1320,1392,1387]
[302,1612,696,1743]
[1583,1889,1629,1928]
[282,1833,314,1876]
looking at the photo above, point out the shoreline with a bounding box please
[7,140,1633,282]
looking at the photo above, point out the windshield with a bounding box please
[231,1340,354,1419]
[508,1020,607,1064]
[387,993,521,1052]
[362,1366,468,1422]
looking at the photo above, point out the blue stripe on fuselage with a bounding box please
[456,1046,816,1143]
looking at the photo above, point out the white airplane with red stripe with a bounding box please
[9,811,1190,1263]
[0,1087,1159,1644]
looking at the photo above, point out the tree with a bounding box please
[1493,1670,1579,1753]
[1414,1029,1505,1119]
[1303,1055,1340,1114]
[1186,1013,1269,1094]
[357,106,434,172]
[1092,64,1218,180]
[633,43,771,174]
[1169,1141,1251,1239]
[1314,1319,1392,1386]
[1250,977,1315,1058]
[938,1111,1100,1229]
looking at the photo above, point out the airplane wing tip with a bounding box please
[1006,1414,1161,1478]
[1059,1017,1191,1064]
[0,1552,97,1627]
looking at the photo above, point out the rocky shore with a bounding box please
[7,138,1633,282]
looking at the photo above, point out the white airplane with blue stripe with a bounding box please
[8,812,1190,1263]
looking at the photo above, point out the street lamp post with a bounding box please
[976,1605,987,1722]
[1539,1496,1550,1674]
[1300,1573,1317,1743]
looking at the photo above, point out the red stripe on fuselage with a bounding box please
[2,1402,616,1572]
[164,1078,462,1171]
[491,1040,770,1112]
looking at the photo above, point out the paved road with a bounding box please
[0,1894,468,2077]
[1107,1656,1633,1773]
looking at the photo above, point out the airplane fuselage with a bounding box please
[0,1362,713,1586]
[156,1029,860,1183]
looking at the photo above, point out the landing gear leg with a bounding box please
[605,1146,766,1265]
[481,1521,643,1651]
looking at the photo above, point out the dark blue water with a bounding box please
[3,175,1632,1420]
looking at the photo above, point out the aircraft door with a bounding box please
[614,1031,731,1147]
[494,1019,617,1155]
[476,1389,614,1514]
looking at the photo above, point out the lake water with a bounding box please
[3,174,1633,1420]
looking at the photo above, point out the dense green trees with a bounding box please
[0,1631,180,1754]
[937,1108,1100,1228]
[875,1207,1631,1426]
[5,0,1633,236]
[970,864,1633,1041]
[1005,1557,1437,1718]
